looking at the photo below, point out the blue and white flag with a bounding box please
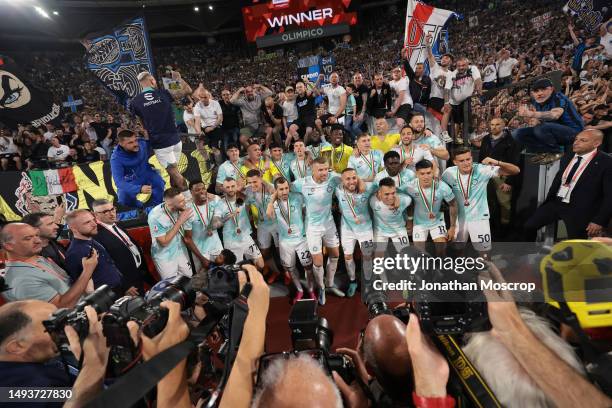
[403,0,460,73]
[82,17,155,107]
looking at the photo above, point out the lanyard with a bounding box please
[418,180,437,217]
[162,204,184,238]
[312,144,322,158]
[457,167,473,204]
[7,257,68,282]
[361,151,376,178]
[562,150,597,186]
[192,201,212,228]
[259,189,269,222]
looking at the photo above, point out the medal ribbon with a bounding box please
[361,152,376,178]
[418,180,437,216]
[163,204,185,238]
[296,158,306,178]
[400,144,414,163]
[456,167,473,203]
[230,161,246,179]
[273,156,289,180]
[278,199,292,228]
[259,190,269,223]
[332,144,345,168]
[343,188,359,221]
[193,201,211,228]
[224,198,239,227]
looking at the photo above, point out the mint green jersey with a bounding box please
[213,197,253,244]
[335,182,378,234]
[369,193,412,236]
[374,168,416,193]
[190,197,223,256]
[348,149,384,180]
[291,173,341,229]
[148,203,192,263]
[442,164,499,221]
[404,179,454,228]
[272,193,306,244]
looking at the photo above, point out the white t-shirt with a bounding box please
[282,100,298,122]
[429,63,453,100]
[194,100,222,128]
[450,65,481,105]
[496,57,518,78]
[389,77,414,107]
[47,145,70,160]
[324,85,346,115]
[183,110,197,134]
[0,136,18,154]
[482,64,497,83]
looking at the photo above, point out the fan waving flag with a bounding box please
[82,17,155,108]
[403,0,460,72]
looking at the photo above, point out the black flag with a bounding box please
[0,55,61,128]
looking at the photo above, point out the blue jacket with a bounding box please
[110,138,158,197]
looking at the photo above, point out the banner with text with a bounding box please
[0,55,61,128]
[403,0,460,72]
[0,140,213,222]
[296,54,336,86]
[82,17,156,108]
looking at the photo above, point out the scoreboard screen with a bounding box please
[242,0,357,47]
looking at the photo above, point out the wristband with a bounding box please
[412,392,455,408]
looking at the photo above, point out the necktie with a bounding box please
[564,156,582,185]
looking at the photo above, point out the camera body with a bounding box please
[288,300,354,384]
[43,285,116,346]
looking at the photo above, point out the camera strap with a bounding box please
[434,334,502,408]
[84,340,194,408]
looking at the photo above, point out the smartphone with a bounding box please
[89,242,95,257]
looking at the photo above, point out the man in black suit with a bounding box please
[525,129,612,239]
[91,199,150,294]
[476,118,522,239]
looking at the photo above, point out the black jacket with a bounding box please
[403,59,431,105]
[545,150,612,227]
[478,129,522,187]
[367,84,393,117]
[94,224,149,294]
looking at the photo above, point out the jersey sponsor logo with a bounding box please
[144,92,155,101]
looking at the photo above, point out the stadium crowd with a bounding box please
[0,0,611,407]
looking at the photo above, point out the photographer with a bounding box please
[218,264,269,408]
[0,300,109,407]
[473,264,612,408]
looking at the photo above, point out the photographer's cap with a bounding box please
[531,78,553,91]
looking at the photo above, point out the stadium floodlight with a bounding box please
[208,5,213,10]
[194,6,199,12]
[52,10,59,16]
[34,5,50,18]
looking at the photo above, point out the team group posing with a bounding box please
[147,111,520,305]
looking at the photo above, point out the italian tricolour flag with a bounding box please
[29,168,78,196]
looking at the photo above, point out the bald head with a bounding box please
[572,129,603,155]
[0,223,42,259]
[362,315,412,402]
[0,300,57,362]
[252,355,342,408]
